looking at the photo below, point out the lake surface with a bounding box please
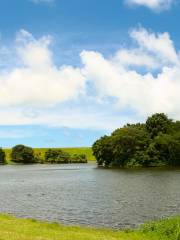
[0,163,180,229]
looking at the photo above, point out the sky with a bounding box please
[0,0,180,147]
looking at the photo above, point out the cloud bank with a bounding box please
[81,27,180,118]
[0,27,180,129]
[125,0,173,11]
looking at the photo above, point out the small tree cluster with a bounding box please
[44,149,87,164]
[92,113,180,167]
[11,145,36,164]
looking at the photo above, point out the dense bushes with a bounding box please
[10,146,87,164]
[44,149,87,164]
[70,154,87,163]
[92,113,180,167]
[11,145,36,164]
[0,146,88,165]
[0,148,6,164]
[44,149,70,163]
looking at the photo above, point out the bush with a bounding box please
[70,154,87,163]
[44,149,70,163]
[0,148,6,165]
[11,145,36,164]
[44,149,88,164]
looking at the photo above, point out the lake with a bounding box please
[0,163,179,229]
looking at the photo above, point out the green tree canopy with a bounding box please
[92,113,180,168]
[146,113,172,138]
[11,145,35,164]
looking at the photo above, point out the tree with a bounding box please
[92,113,180,168]
[11,145,35,164]
[111,126,150,167]
[45,149,70,163]
[146,113,172,138]
[154,133,180,166]
[0,148,6,165]
[92,136,113,166]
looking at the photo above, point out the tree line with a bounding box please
[92,113,180,167]
[0,145,87,165]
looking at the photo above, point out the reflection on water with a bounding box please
[0,164,179,229]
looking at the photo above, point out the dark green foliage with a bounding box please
[146,113,172,138]
[92,113,180,167]
[0,148,6,165]
[153,134,180,166]
[45,149,70,163]
[111,126,150,167]
[70,154,87,163]
[11,145,36,164]
[44,149,87,164]
[92,136,113,166]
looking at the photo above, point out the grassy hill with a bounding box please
[0,214,179,240]
[4,147,95,162]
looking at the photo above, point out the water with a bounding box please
[0,163,179,229]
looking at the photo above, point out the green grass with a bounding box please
[0,214,179,240]
[4,147,95,163]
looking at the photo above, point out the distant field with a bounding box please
[4,147,96,162]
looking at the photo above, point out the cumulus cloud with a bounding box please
[0,27,180,130]
[130,28,178,64]
[0,30,85,107]
[81,27,180,119]
[125,0,173,11]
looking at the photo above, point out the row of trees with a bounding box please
[92,113,180,167]
[0,145,87,164]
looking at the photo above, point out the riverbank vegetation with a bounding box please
[4,147,95,163]
[1,146,89,164]
[0,214,179,240]
[93,113,180,167]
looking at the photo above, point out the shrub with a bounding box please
[0,148,6,165]
[11,145,36,164]
[70,154,87,163]
[44,149,88,164]
[45,149,70,163]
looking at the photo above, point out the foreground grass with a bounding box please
[4,147,95,163]
[0,214,179,240]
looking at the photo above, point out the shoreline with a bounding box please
[0,214,179,240]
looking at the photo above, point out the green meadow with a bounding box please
[4,147,95,163]
[0,214,179,240]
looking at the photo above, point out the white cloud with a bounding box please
[0,30,86,107]
[113,49,158,69]
[130,28,178,64]
[0,107,138,131]
[0,27,180,130]
[81,27,180,119]
[125,0,173,11]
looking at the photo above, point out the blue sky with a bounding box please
[0,0,180,147]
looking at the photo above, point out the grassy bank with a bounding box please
[0,214,179,240]
[4,147,95,163]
